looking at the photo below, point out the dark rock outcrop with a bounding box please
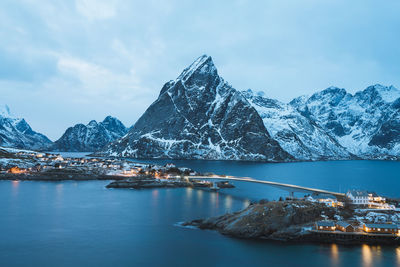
[184,201,335,240]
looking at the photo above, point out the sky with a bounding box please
[1,0,400,140]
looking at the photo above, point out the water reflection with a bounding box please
[362,244,372,267]
[396,247,400,265]
[56,183,63,196]
[152,189,159,201]
[243,199,250,209]
[11,180,19,197]
[196,189,203,201]
[224,195,232,210]
[185,188,193,198]
[330,244,339,266]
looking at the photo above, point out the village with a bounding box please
[310,190,400,242]
[0,148,186,179]
[0,148,232,189]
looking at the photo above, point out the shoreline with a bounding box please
[183,200,400,246]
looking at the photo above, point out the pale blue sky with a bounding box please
[1,0,400,140]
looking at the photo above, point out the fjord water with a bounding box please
[1,160,399,267]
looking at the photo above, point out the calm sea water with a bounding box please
[0,159,399,267]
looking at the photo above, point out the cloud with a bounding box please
[54,54,151,104]
[1,0,400,139]
[75,0,117,20]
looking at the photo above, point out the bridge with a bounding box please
[185,175,346,199]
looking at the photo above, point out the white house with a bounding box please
[346,190,369,205]
[346,190,393,209]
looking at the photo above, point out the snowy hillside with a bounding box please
[50,116,128,152]
[0,105,52,150]
[290,85,400,159]
[242,89,352,160]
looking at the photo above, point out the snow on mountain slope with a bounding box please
[242,89,352,160]
[290,85,400,159]
[0,105,52,150]
[50,116,128,152]
[98,55,292,161]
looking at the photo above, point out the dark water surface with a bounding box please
[0,160,399,267]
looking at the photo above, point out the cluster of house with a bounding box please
[305,196,344,208]
[315,221,400,235]
[1,147,205,182]
[2,150,194,177]
[346,190,394,209]
[306,190,395,211]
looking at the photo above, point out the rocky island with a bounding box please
[184,199,400,245]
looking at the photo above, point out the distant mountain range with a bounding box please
[0,105,52,150]
[0,106,127,152]
[49,116,128,152]
[2,55,400,161]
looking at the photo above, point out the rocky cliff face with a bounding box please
[99,55,292,161]
[242,89,352,160]
[0,105,52,150]
[50,116,128,152]
[290,85,400,159]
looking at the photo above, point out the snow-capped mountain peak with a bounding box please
[97,55,292,161]
[359,84,400,103]
[50,116,128,152]
[0,104,12,118]
[0,105,52,150]
[242,89,351,160]
[177,55,216,82]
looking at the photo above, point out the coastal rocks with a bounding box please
[184,201,335,240]
[106,178,235,190]
[106,178,192,189]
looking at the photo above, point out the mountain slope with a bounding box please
[242,89,352,160]
[0,105,52,150]
[99,55,292,161]
[290,85,400,159]
[50,116,128,152]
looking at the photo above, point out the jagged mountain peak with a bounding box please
[0,104,12,118]
[97,55,291,161]
[103,115,118,123]
[309,86,348,101]
[0,105,52,150]
[242,89,266,98]
[177,55,215,81]
[87,120,98,127]
[357,84,400,103]
[50,116,128,152]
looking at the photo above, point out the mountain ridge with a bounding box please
[0,105,52,150]
[49,116,128,152]
[97,55,293,161]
